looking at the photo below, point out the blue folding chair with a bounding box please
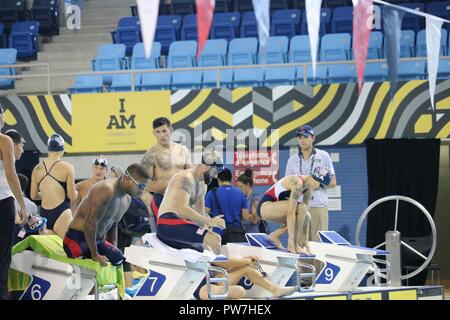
[426,2,450,30]
[8,21,40,60]
[111,17,141,56]
[91,44,127,85]
[398,61,426,81]
[228,37,262,88]
[211,12,240,41]
[0,48,17,89]
[233,0,253,12]
[30,0,59,36]
[331,6,353,34]
[271,9,301,39]
[289,35,312,63]
[0,0,26,31]
[300,8,331,36]
[198,39,230,88]
[400,3,425,34]
[68,75,104,94]
[170,0,195,15]
[180,14,197,41]
[169,40,202,90]
[155,15,182,55]
[262,37,295,87]
[437,59,450,79]
[416,29,447,57]
[240,12,258,39]
[320,33,351,61]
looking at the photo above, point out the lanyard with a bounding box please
[299,154,315,175]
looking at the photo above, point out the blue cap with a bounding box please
[47,134,64,152]
[296,125,314,137]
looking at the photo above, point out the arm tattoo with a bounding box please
[180,176,194,195]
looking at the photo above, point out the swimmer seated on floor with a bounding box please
[63,164,150,266]
[257,167,331,254]
[156,150,226,254]
[196,256,297,300]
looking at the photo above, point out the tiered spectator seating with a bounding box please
[211,12,240,41]
[271,9,301,38]
[91,44,127,85]
[111,16,141,56]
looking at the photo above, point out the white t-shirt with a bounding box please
[285,148,335,208]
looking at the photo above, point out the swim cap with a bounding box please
[47,134,64,152]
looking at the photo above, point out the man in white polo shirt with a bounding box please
[285,125,336,241]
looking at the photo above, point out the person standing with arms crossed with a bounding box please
[285,125,336,241]
[0,104,28,300]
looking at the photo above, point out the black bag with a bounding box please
[118,197,152,235]
[211,188,247,244]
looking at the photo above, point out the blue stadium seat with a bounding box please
[228,37,263,88]
[215,0,232,13]
[271,9,301,39]
[155,15,182,55]
[168,40,202,90]
[0,0,26,31]
[400,3,425,34]
[91,44,127,85]
[320,33,351,61]
[300,8,331,36]
[351,31,383,60]
[109,73,142,92]
[416,29,447,57]
[180,14,197,41]
[270,0,289,11]
[295,65,328,86]
[426,2,450,30]
[437,59,450,79]
[111,42,161,92]
[399,30,415,58]
[0,48,16,89]
[0,23,5,48]
[240,12,258,39]
[198,39,230,88]
[131,42,161,70]
[111,17,141,56]
[211,12,240,41]
[8,21,40,60]
[289,35,311,63]
[170,0,195,16]
[30,0,59,36]
[261,36,294,86]
[331,6,353,34]
[398,61,426,81]
[233,0,253,12]
[364,62,388,82]
[327,63,356,84]
[68,75,104,94]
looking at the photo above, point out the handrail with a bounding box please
[0,56,449,94]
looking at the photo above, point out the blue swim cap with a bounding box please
[47,134,64,152]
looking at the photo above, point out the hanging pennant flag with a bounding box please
[252,0,270,51]
[196,0,215,58]
[352,0,373,94]
[137,0,160,59]
[305,0,323,78]
[383,6,404,101]
[425,17,443,113]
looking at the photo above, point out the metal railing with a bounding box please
[1,55,449,95]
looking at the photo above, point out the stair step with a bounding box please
[52,33,112,43]
[60,25,117,35]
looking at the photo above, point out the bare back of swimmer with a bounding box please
[156,151,226,254]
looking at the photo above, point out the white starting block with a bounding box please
[10,250,100,300]
[310,231,389,292]
[124,233,229,300]
[221,233,316,299]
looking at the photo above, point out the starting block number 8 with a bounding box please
[21,277,51,300]
[316,262,340,284]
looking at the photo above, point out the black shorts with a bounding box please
[256,194,275,218]
[40,201,70,230]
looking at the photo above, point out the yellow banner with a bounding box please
[351,292,382,300]
[72,91,170,153]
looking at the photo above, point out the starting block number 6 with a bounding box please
[21,277,51,300]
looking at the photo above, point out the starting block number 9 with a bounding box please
[316,262,340,284]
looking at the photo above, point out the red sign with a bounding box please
[234,150,279,186]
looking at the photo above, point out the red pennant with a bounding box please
[196,0,215,58]
[353,0,373,94]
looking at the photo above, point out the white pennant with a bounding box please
[426,18,443,113]
[252,0,270,51]
[137,0,160,59]
[305,0,323,78]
